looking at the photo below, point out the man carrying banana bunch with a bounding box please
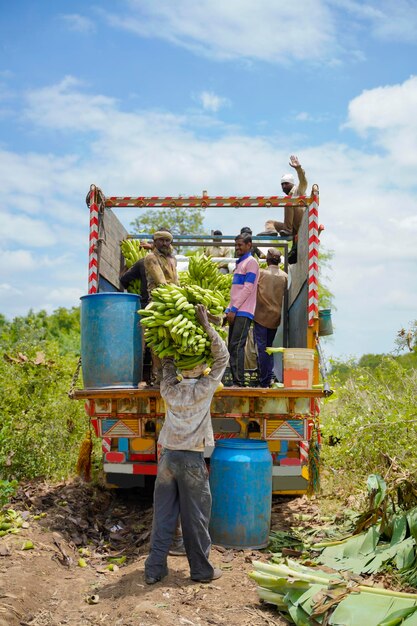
[145,304,229,585]
[143,229,179,386]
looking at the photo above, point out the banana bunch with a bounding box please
[138,283,227,370]
[179,253,233,303]
[120,239,149,295]
[120,239,148,269]
[127,278,142,295]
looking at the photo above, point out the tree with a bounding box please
[131,207,206,237]
[319,247,336,311]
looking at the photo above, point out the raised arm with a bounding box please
[195,305,229,381]
[289,154,307,195]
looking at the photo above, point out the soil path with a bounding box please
[0,481,320,626]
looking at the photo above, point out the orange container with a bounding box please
[283,349,315,389]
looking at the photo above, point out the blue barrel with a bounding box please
[209,439,272,549]
[80,293,142,389]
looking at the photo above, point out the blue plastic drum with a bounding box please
[80,293,142,389]
[209,439,272,549]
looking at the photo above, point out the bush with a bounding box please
[321,357,417,490]
[0,308,87,481]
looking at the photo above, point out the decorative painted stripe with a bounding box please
[104,462,131,474]
[91,419,99,437]
[101,419,118,435]
[102,438,111,453]
[103,462,157,475]
[307,194,320,325]
[105,420,137,437]
[105,195,310,208]
[267,421,302,440]
[299,441,309,464]
[129,453,156,462]
[88,186,99,294]
[214,433,239,440]
[133,463,158,475]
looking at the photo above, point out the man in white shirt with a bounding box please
[144,305,229,585]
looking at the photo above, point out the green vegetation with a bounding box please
[318,247,335,311]
[131,206,206,238]
[0,307,87,483]
[322,331,417,493]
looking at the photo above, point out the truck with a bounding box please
[70,184,327,494]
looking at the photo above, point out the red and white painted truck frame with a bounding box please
[72,185,325,494]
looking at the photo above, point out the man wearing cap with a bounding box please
[253,249,288,387]
[264,155,308,237]
[145,304,229,585]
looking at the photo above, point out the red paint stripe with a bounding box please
[132,463,158,475]
[102,437,111,452]
[129,453,156,462]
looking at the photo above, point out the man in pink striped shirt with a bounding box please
[225,233,260,386]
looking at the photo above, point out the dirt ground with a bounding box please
[0,480,321,626]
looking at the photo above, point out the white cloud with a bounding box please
[197,91,230,113]
[345,75,417,173]
[2,213,56,247]
[43,287,85,308]
[104,0,337,64]
[0,249,34,272]
[0,283,23,296]
[60,14,95,34]
[335,0,417,44]
[24,76,116,132]
[2,76,417,358]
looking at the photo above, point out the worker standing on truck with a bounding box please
[144,304,229,585]
[264,155,308,237]
[226,233,259,387]
[238,227,264,259]
[143,229,179,386]
[253,249,288,387]
[203,229,230,274]
[144,230,178,294]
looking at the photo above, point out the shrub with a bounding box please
[0,308,87,482]
[321,357,417,490]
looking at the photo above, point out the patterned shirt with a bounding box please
[158,327,229,451]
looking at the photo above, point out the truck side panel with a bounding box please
[97,208,128,290]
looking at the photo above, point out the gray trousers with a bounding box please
[145,449,214,581]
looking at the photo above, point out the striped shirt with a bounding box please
[226,252,259,319]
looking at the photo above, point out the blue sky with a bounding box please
[1,0,416,359]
